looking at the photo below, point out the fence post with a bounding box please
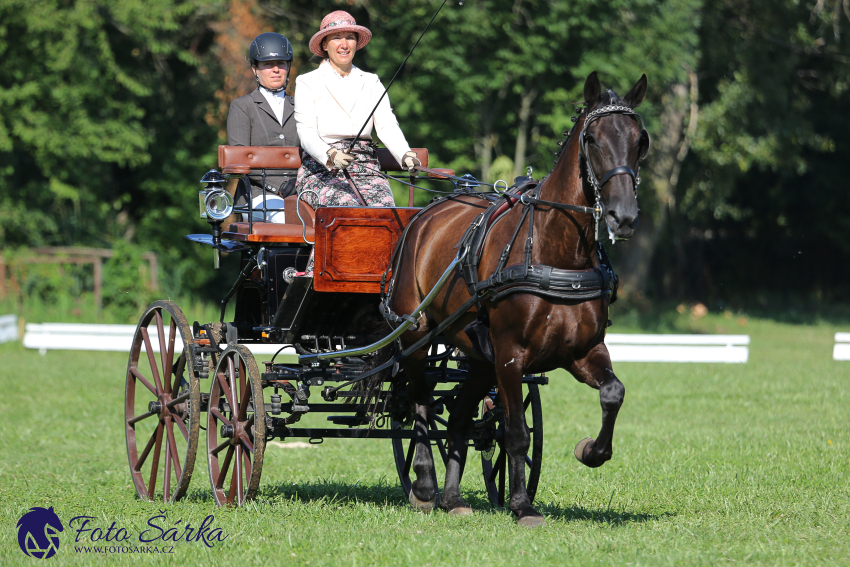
[94,258,103,317]
[0,256,5,299]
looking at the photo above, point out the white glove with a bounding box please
[327,149,355,170]
[401,151,421,172]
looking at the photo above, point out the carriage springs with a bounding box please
[68,512,228,548]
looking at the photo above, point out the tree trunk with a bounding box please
[512,88,538,180]
[615,71,698,296]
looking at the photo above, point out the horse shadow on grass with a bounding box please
[210,478,667,525]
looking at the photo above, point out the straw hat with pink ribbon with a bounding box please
[309,11,372,58]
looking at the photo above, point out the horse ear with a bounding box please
[624,74,647,108]
[583,72,601,105]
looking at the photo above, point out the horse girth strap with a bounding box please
[475,261,616,303]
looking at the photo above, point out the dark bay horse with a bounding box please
[389,72,650,526]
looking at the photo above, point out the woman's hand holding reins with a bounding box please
[402,151,421,172]
[327,148,355,170]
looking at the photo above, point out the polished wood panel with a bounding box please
[313,207,420,293]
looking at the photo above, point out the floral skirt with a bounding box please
[294,140,395,208]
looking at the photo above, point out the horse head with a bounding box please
[580,72,650,241]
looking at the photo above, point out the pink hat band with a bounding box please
[309,10,372,58]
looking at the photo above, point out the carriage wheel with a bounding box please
[481,383,543,507]
[125,300,201,503]
[206,345,266,506]
[390,400,445,498]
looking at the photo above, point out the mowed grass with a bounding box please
[0,316,848,566]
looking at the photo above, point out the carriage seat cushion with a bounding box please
[222,195,316,243]
[223,222,314,244]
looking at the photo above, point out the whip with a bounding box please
[346,0,459,153]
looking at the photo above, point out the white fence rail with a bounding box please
[604,333,749,363]
[0,314,18,344]
[834,333,850,361]
[22,323,295,357]
[22,322,749,363]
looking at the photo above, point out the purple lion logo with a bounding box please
[17,507,63,559]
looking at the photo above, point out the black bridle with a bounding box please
[512,103,647,240]
[574,102,648,238]
[579,103,646,195]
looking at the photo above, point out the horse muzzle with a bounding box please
[604,207,638,241]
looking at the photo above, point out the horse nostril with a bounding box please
[607,210,620,226]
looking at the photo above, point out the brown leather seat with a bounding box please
[223,222,314,244]
[222,195,316,243]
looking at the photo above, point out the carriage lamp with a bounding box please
[199,169,233,269]
[199,169,232,220]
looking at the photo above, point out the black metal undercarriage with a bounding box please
[187,240,547,506]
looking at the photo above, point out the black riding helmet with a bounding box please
[249,32,293,93]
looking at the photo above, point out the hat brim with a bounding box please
[309,25,372,58]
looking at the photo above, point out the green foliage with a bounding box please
[0,0,227,295]
[0,0,848,310]
[101,240,155,318]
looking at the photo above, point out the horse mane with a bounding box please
[585,86,627,109]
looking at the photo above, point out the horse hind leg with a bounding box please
[572,348,626,468]
[404,350,440,512]
[440,358,494,515]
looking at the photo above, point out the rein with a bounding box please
[377,103,646,340]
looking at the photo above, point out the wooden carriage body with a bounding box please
[220,145,427,293]
[123,144,546,510]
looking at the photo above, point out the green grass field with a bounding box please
[1,315,848,566]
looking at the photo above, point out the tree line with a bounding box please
[1,0,848,311]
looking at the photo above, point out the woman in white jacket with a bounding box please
[293,10,420,211]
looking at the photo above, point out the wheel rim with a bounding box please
[481,383,543,507]
[125,300,200,503]
[207,345,265,506]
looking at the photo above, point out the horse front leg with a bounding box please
[441,358,494,515]
[570,342,625,468]
[404,350,439,511]
[495,353,546,527]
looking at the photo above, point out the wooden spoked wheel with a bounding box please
[206,345,266,506]
[481,383,543,507]
[391,402,446,498]
[125,300,200,503]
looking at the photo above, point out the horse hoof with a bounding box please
[408,490,438,513]
[574,437,595,465]
[448,506,473,516]
[517,515,546,528]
